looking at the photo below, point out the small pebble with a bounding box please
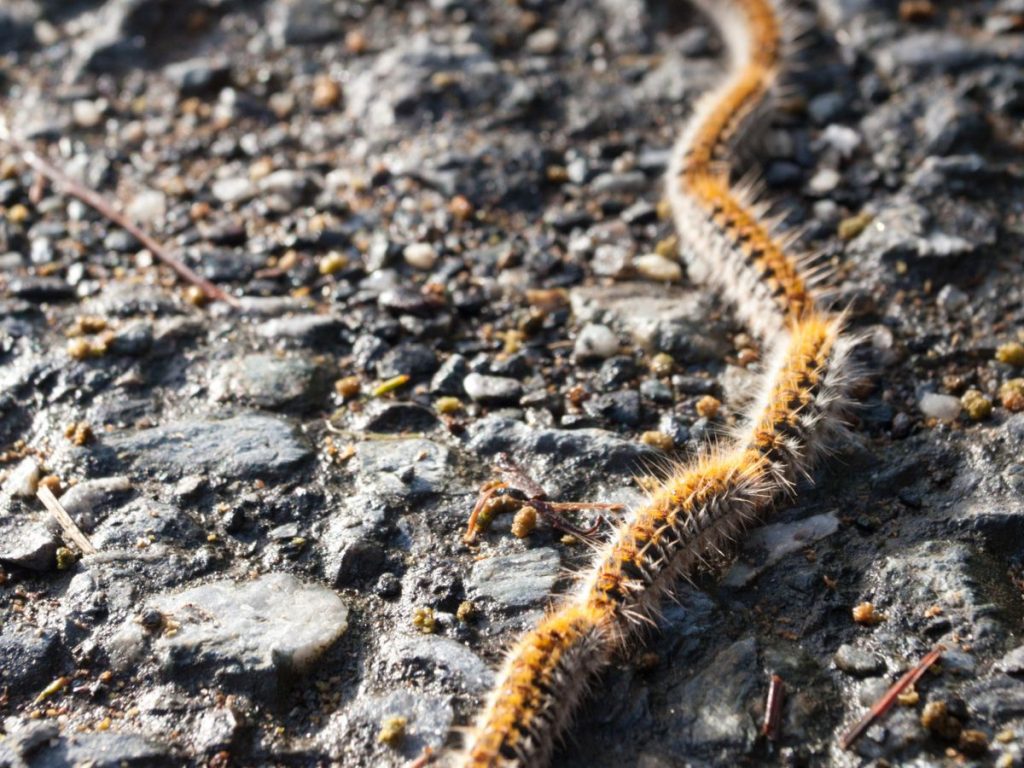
[919,392,961,421]
[403,242,438,270]
[936,284,968,314]
[378,715,407,746]
[126,190,167,225]
[649,353,674,377]
[640,431,674,451]
[1000,379,1024,412]
[525,28,560,55]
[838,212,873,241]
[852,601,883,626]
[695,395,721,419]
[311,76,342,109]
[318,252,348,275]
[633,253,683,282]
[996,342,1024,367]
[574,323,619,360]
[72,99,104,128]
[961,390,992,421]
[511,506,537,539]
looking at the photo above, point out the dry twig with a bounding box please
[839,645,945,750]
[37,485,97,555]
[0,120,239,309]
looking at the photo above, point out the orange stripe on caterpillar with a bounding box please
[453,0,858,764]
[459,316,853,767]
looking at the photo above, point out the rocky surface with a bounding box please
[1,0,1024,766]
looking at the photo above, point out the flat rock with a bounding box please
[569,283,727,360]
[29,731,173,768]
[256,314,342,346]
[0,626,60,693]
[352,438,452,498]
[147,573,349,698]
[463,373,523,406]
[834,644,886,677]
[0,515,59,571]
[333,689,454,759]
[108,414,311,481]
[723,512,840,588]
[210,354,328,411]
[469,548,561,610]
[385,635,493,694]
[467,416,655,478]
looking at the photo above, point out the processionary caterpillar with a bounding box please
[455,1,858,765]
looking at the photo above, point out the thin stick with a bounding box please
[0,124,239,309]
[839,645,944,751]
[762,673,784,741]
[37,486,97,555]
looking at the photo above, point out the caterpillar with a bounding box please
[454,1,858,766]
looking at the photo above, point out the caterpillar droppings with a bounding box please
[455,1,858,766]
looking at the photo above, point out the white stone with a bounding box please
[526,28,560,55]
[821,124,862,158]
[633,253,683,283]
[937,284,968,314]
[574,323,619,359]
[403,242,438,270]
[72,99,104,128]
[1,457,40,498]
[152,572,348,678]
[919,392,962,421]
[808,167,840,195]
[212,176,257,205]
[126,190,167,225]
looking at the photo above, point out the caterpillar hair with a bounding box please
[454,1,857,765]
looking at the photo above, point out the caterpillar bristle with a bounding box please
[454,1,858,765]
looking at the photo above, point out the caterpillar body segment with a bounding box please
[454,0,858,765]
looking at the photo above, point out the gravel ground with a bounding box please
[1,0,1024,766]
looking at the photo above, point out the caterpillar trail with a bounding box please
[455,1,858,766]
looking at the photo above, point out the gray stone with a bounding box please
[569,283,727,360]
[346,35,504,130]
[211,177,257,205]
[467,416,654,478]
[351,438,452,498]
[834,644,886,677]
[376,342,438,380]
[0,626,59,692]
[89,496,201,550]
[336,689,454,758]
[385,635,493,694]
[107,414,312,480]
[463,373,523,406]
[109,321,154,357]
[723,512,840,587]
[662,637,760,753]
[431,354,469,395]
[321,495,389,587]
[351,401,439,434]
[164,57,231,96]
[256,314,342,345]
[996,645,1024,675]
[1,457,39,498]
[469,548,561,609]
[211,354,327,411]
[268,0,342,46]
[0,516,59,571]
[147,573,348,698]
[29,731,173,767]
